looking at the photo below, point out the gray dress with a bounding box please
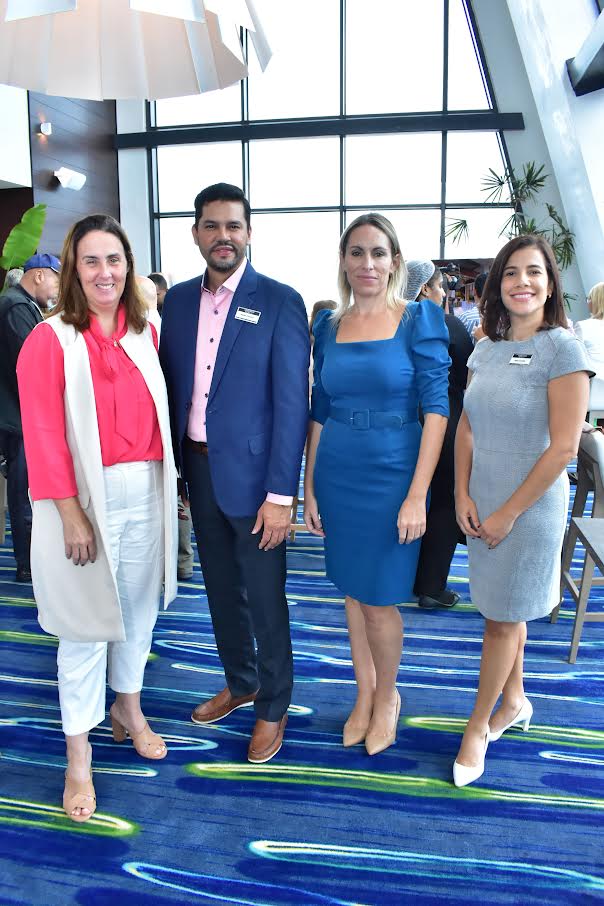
[463,328,591,622]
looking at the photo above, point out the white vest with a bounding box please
[30,315,178,642]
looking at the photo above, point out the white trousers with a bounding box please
[57,460,164,736]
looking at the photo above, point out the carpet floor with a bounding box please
[0,492,603,905]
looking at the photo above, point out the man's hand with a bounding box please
[252,500,291,550]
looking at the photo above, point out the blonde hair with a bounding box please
[332,213,407,324]
[589,282,604,320]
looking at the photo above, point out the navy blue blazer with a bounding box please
[159,261,310,517]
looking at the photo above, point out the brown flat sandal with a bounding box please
[63,773,96,823]
[110,706,167,760]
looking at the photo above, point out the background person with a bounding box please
[309,299,337,337]
[148,272,168,314]
[459,271,488,343]
[0,253,60,582]
[575,283,604,411]
[17,214,178,821]
[304,214,449,755]
[407,261,474,609]
[453,235,590,787]
[160,183,310,765]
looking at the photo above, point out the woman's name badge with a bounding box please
[235,306,261,324]
[509,353,532,365]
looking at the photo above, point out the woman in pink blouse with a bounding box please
[17,214,177,822]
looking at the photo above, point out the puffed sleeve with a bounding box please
[410,299,450,417]
[309,308,333,425]
[16,323,78,500]
[549,330,594,380]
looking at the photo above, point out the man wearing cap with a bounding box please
[0,253,60,582]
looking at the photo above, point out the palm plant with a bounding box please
[445,162,575,271]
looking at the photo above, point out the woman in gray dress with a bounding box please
[453,235,591,787]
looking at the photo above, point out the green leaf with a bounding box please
[444,218,468,244]
[481,167,509,203]
[516,162,547,203]
[0,204,48,271]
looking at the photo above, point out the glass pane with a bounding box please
[345,209,442,262]
[250,212,341,312]
[346,0,444,114]
[155,85,241,126]
[159,217,208,286]
[249,137,340,208]
[446,132,509,204]
[157,142,242,212]
[448,0,491,110]
[444,207,514,258]
[346,134,442,206]
[247,0,340,119]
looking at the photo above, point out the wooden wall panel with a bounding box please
[29,93,119,257]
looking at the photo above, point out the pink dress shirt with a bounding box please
[17,305,163,501]
[187,258,292,506]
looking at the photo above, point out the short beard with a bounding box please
[208,249,245,273]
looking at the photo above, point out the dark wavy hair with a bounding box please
[53,213,147,333]
[482,234,566,341]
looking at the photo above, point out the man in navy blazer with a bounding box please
[160,183,310,763]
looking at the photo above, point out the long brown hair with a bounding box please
[482,234,566,341]
[53,213,147,333]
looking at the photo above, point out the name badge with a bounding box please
[509,353,532,365]
[235,306,261,324]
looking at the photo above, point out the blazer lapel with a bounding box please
[208,263,258,404]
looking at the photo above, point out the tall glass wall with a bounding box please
[151,0,514,306]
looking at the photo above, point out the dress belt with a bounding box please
[328,406,418,430]
[184,435,209,455]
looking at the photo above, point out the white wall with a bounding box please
[116,100,152,275]
[474,0,604,317]
[0,85,31,189]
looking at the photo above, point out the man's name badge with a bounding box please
[509,353,532,365]
[235,306,261,324]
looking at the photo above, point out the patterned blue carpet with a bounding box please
[1,491,604,905]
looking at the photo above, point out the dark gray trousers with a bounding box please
[183,443,293,721]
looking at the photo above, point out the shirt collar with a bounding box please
[202,257,248,297]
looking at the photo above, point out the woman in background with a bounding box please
[406,262,473,609]
[453,235,590,787]
[17,214,177,821]
[304,214,449,755]
[575,283,604,415]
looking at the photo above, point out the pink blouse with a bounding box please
[17,306,163,501]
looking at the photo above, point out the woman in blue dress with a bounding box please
[304,214,450,755]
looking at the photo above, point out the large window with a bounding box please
[144,0,518,306]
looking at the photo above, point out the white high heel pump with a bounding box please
[488,698,533,742]
[453,733,489,788]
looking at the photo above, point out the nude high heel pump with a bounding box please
[365,690,401,756]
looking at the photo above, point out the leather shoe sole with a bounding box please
[248,715,288,764]
[191,688,258,725]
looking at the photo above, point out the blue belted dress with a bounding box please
[310,301,450,605]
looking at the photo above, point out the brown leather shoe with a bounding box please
[191,686,258,725]
[247,714,288,764]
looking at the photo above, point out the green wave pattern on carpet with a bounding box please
[0,490,603,905]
